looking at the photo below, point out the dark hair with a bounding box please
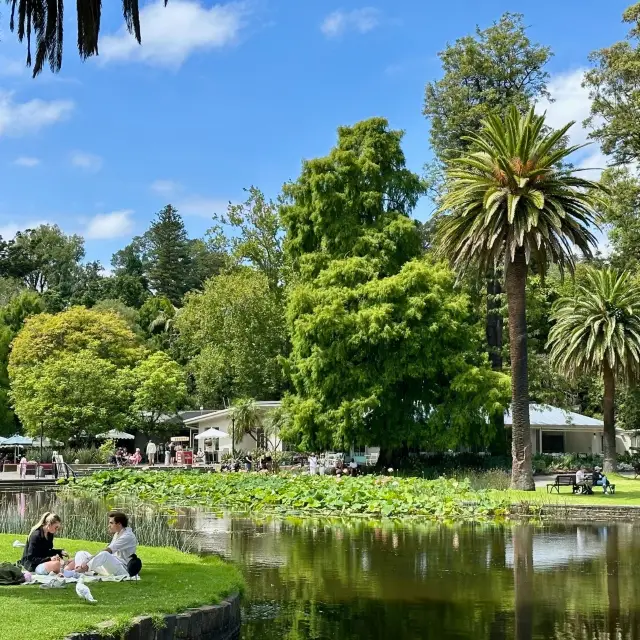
[108,510,128,528]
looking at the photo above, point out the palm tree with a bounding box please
[8,0,149,77]
[436,106,602,490]
[230,398,262,448]
[547,268,640,473]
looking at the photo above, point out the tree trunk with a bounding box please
[603,363,616,474]
[505,248,534,490]
[486,270,506,455]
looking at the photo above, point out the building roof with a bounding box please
[504,404,603,428]
[182,401,282,426]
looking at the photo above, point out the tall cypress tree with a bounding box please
[147,206,192,306]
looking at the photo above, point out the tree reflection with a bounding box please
[513,524,533,640]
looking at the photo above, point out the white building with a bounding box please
[505,404,635,455]
[183,401,282,462]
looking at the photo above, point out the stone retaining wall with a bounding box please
[510,502,640,522]
[64,593,241,640]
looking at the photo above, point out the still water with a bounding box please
[3,490,640,640]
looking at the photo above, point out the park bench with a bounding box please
[547,472,616,495]
[547,474,578,494]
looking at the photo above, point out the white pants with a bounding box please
[77,550,128,576]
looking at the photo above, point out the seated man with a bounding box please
[575,467,593,494]
[592,466,610,494]
[77,511,137,576]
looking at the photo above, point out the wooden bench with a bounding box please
[547,474,578,494]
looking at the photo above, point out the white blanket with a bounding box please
[23,573,140,585]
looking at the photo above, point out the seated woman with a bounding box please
[130,448,142,465]
[20,512,78,576]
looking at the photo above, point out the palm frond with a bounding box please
[547,268,640,383]
[435,106,605,278]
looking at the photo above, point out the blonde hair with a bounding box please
[30,512,61,534]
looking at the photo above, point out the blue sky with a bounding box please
[0,0,630,266]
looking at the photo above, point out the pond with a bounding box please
[1,489,639,640]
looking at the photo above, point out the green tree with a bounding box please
[436,107,602,489]
[210,186,286,293]
[230,398,263,449]
[0,290,46,436]
[128,351,187,431]
[423,13,552,454]
[584,3,640,165]
[10,351,131,441]
[9,306,144,370]
[177,270,286,407]
[9,305,185,440]
[146,206,193,305]
[4,225,84,295]
[423,12,551,163]
[281,118,509,458]
[598,167,640,271]
[547,268,640,473]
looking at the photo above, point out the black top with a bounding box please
[20,527,62,571]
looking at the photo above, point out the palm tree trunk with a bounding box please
[505,248,534,490]
[603,362,616,474]
[487,270,506,454]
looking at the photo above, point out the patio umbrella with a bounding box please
[30,436,63,448]
[195,428,228,440]
[1,435,33,446]
[96,429,135,440]
[0,435,33,460]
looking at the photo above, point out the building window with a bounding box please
[256,428,266,449]
[541,433,564,454]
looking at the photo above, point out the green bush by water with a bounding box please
[65,470,512,521]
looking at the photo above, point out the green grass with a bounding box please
[0,535,244,640]
[505,474,640,506]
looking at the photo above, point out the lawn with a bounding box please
[506,474,640,506]
[0,535,244,640]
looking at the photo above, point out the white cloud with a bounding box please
[71,151,103,172]
[0,57,26,77]
[175,196,230,217]
[0,92,73,137]
[85,210,134,239]
[13,156,40,167]
[536,68,609,178]
[321,8,381,38]
[100,0,247,67]
[0,219,51,240]
[151,179,180,195]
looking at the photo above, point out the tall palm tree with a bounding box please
[547,268,640,473]
[8,0,150,77]
[436,106,602,490]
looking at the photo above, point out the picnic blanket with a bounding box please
[23,573,140,586]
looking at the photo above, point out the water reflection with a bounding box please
[2,491,640,639]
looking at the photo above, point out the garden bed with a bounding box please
[0,534,244,640]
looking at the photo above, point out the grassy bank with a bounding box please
[65,469,513,520]
[0,535,243,640]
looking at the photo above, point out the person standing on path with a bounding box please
[146,440,157,465]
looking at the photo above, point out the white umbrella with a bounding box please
[195,428,228,440]
[96,429,134,440]
[0,435,33,446]
[30,436,63,448]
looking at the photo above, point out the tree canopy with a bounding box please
[281,118,509,457]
